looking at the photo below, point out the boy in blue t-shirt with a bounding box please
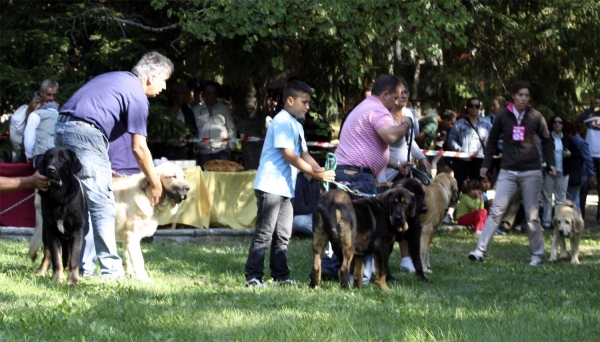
[244,80,336,287]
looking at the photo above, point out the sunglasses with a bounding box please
[553,121,563,124]
[467,103,481,109]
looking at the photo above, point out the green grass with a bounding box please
[1,229,600,341]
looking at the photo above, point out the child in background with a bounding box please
[243,80,335,287]
[456,179,488,235]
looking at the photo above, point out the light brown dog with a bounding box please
[30,162,190,281]
[420,172,458,273]
[549,200,584,264]
[113,162,190,281]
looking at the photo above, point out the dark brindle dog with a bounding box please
[38,147,86,285]
[310,187,418,291]
[391,178,429,280]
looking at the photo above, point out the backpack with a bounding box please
[9,104,28,152]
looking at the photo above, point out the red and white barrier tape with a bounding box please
[187,135,490,158]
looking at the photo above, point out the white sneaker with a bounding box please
[468,250,484,262]
[399,258,416,273]
[272,279,297,286]
[529,256,543,266]
[246,278,267,287]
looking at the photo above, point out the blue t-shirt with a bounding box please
[253,110,308,198]
[108,133,141,176]
[60,71,149,141]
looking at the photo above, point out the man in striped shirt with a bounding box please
[321,74,413,285]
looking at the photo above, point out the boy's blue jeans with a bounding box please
[55,120,124,279]
[245,190,293,281]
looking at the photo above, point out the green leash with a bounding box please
[322,152,337,192]
[322,152,375,197]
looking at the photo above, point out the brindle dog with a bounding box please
[310,187,417,291]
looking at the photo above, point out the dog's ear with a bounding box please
[140,178,149,190]
[573,212,585,234]
[408,193,417,218]
[39,152,49,176]
[68,149,83,175]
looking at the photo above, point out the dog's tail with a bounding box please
[29,193,43,262]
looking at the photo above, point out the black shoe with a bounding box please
[596,209,600,223]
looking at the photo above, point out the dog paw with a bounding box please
[571,259,580,265]
[548,257,557,262]
[424,269,433,274]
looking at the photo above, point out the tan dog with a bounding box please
[113,162,190,281]
[549,200,584,264]
[420,172,458,273]
[30,162,190,281]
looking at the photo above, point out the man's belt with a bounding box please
[58,114,107,138]
[336,165,373,175]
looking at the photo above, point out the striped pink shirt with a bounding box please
[335,96,395,177]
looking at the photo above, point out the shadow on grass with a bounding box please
[1,226,600,341]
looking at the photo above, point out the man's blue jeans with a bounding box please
[55,121,124,279]
[245,190,293,281]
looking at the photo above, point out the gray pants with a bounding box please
[245,190,293,281]
[475,169,544,258]
[541,172,568,226]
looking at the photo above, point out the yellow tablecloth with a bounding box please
[158,167,257,229]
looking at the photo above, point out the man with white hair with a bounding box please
[55,51,174,279]
[35,79,59,105]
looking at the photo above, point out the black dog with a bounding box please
[390,178,429,281]
[38,147,86,285]
[310,187,416,291]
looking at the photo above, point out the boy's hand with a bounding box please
[312,167,335,182]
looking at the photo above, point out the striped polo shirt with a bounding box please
[335,96,395,177]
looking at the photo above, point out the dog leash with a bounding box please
[322,152,375,198]
[404,116,431,185]
[0,193,35,216]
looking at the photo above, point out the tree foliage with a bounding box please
[1,0,599,140]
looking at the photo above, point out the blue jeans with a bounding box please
[55,121,124,279]
[245,190,293,281]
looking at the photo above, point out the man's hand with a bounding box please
[401,117,413,128]
[588,176,597,185]
[548,165,557,176]
[399,161,411,175]
[584,117,600,128]
[27,171,48,191]
[149,182,163,207]
[480,167,488,178]
[419,158,432,174]
[311,167,336,182]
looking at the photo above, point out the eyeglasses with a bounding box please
[553,121,563,124]
[400,90,410,96]
[467,103,481,109]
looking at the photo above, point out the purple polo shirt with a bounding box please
[60,71,149,141]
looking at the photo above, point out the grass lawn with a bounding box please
[1,227,599,342]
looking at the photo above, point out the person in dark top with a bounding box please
[468,80,556,267]
[292,172,320,236]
